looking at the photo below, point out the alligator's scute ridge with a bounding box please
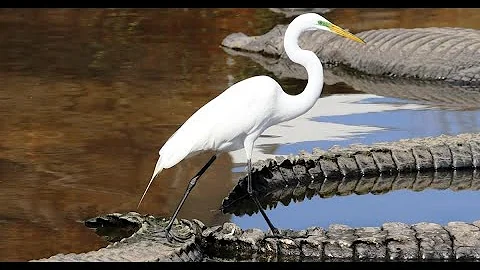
[200,219,480,262]
[222,132,480,215]
[37,214,480,262]
[413,222,452,260]
[32,212,480,262]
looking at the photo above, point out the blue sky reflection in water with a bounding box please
[231,94,480,231]
[289,100,480,152]
[233,190,480,231]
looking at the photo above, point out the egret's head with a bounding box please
[301,13,366,44]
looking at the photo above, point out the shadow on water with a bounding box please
[1,8,480,261]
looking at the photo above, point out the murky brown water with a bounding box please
[1,8,480,261]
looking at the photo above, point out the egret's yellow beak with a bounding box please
[329,23,366,44]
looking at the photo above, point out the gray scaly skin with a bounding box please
[32,212,204,262]
[34,214,480,262]
[221,26,480,85]
[222,132,480,215]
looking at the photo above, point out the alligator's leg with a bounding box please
[247,158,280,236]
[164,155,217,242]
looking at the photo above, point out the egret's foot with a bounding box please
[164,229,191,243]
[165,230,174,243]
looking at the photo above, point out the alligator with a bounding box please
[32,212,480,262]
[221,25,480,86]
[33,132,480,262]
[221,133,480,215]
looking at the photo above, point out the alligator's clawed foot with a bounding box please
[164,229,190,243]
[162,220,194,244]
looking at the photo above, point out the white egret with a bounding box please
[137,13,365,240]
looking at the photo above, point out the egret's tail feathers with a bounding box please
[137,157,163,209]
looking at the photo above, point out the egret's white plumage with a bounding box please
[139,76,283,205]
[137,13,365,233]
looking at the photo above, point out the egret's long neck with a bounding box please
[276,24,324,122]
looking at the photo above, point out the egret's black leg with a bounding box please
[165,155,217,242]
[247,158,280,235]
